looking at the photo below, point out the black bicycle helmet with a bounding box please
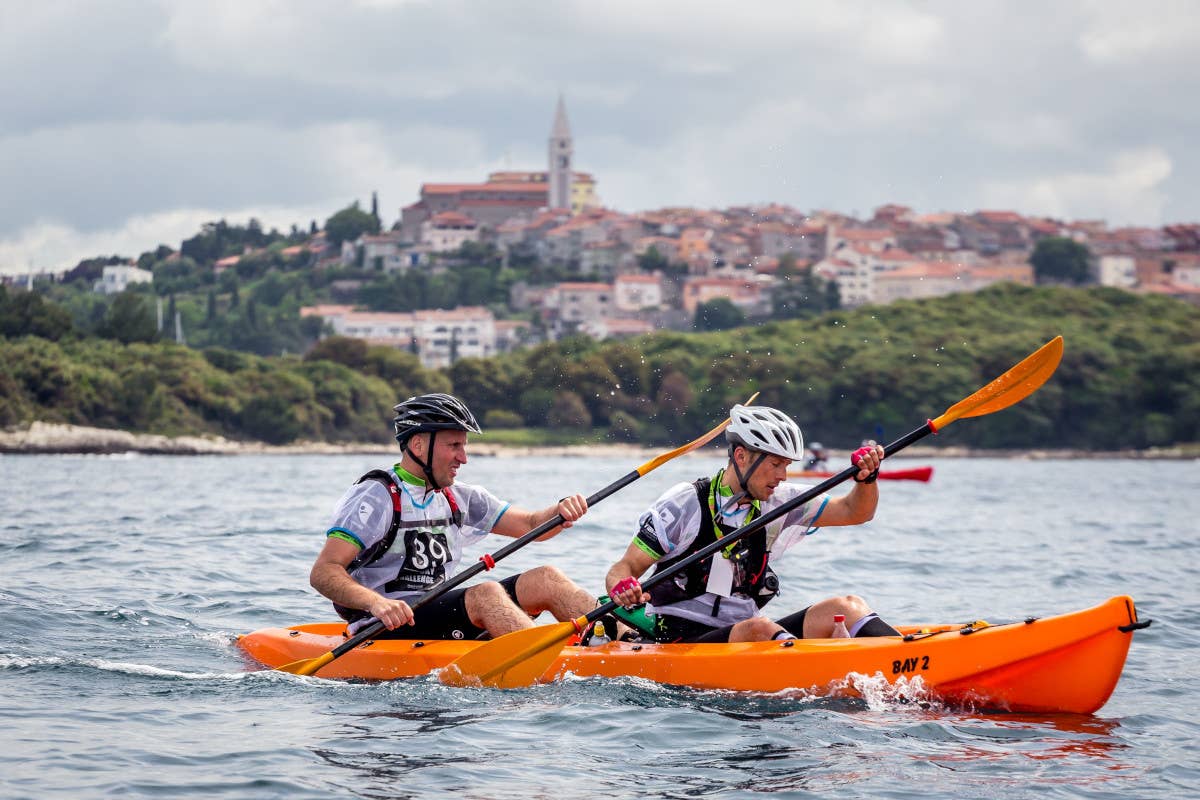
[392,393,482,447]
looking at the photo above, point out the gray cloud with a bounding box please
[2,0,1197,274]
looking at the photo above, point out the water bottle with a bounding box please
[831,614,850,639]
[587,621,612,646]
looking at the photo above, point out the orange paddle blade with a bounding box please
[440,619,580,688]
[634,391,757,476]
[276,652,333,676]
[932,336,1063,430]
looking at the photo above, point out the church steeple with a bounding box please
[548,94,574,211]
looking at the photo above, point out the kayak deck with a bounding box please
[237,596,1143,714]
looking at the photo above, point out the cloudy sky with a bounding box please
[2,1,1198,275]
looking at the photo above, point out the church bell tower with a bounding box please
[548,95,573,212]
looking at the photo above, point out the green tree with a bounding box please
[325,202,381,247]
[548,391,592,429]
[637,246,669,273]
[483,408,523,428]
[305,336,369,369]
[518,387,556,426]
[608,409,642,441]
[240,394,303,444]
[773,265,838,320]
[1031,237,1092,285]
[777,251,798,277]
[694,297,745,331]
[0,287,75,340]
[98,292,158,344]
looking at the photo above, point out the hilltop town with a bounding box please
[6,98,1199,370]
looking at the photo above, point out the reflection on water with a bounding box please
[900,711,1134,788]
[346,706,491,736]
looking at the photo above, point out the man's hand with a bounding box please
[557,493,588,528]
[610,576,649,607]
[851,444,884,483]
[366,595,415,630]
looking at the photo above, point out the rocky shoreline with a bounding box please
[1,421,1196,460]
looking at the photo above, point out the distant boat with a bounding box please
[788,465,934,482]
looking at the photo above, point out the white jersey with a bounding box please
[635,479,830,627]
[326,468,509,632]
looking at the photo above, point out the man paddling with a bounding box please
[604,403,900,643]
[310,393,596,640]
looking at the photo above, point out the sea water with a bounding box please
[1,453,1197,799]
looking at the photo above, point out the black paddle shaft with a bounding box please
[326,469,643,658]
[586,422,936,624]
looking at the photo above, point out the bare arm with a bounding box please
[605,541,659,607]
[811,444,883,527]
[309,537,415,629]
[490,493,588,539]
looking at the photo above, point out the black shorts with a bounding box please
[654,605,812,643]
[368,573,523,641]
[654,614,734,643]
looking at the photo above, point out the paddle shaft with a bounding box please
[321,469,646,660]
[586,420,936,625]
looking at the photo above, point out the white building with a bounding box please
[541,282,614,334]
[94,264,154,294]
[614,272,665,312]
[1096,255,1137,288]
[421,212,480,253]
[301,304,497,368]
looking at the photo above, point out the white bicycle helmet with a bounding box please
[726,404,805,461]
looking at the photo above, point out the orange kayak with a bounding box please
[238,595,1145,713]
[789,466,934,482]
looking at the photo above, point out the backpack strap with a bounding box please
[441,484,463,527]
[348,469,405,571]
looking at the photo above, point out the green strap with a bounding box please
[707,468,759,557]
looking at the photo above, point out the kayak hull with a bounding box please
[237,596,1142,714]
[789,466,934,482]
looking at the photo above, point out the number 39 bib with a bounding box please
[384,527,451,593]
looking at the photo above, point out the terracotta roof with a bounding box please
[836,228,895,241]
[300,304,356,317]
[975,210,1025,224]
[429,211,477,227]
[876,262,963,280]
[556,282,613,292]
[600,318,654,334]
[422,182,549,195]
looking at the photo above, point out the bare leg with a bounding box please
[802,595,875,638]
[465,581,535,637]
[513,566,595,621]
[728,617,785,642]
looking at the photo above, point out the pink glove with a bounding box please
[851,446,880,484]
[611,576,641,596]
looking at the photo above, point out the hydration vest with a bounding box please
[332,469,463,624]
[647,477,778,615]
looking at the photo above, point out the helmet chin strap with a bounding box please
[724,445,767,511]
[406,431,441,494]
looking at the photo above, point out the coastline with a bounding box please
[1,421,1196,460]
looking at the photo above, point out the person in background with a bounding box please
[604,404,900,643]
[802,441,828,471]
[310,393,596,641]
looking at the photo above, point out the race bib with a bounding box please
[387,528,451,592]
